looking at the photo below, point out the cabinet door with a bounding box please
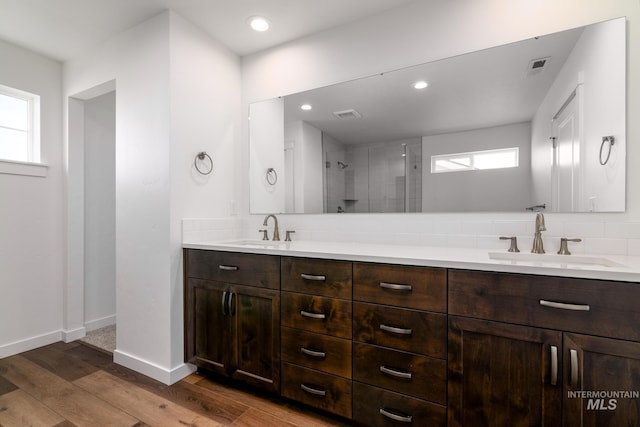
[448,316,562,427]
[191,279,233,376]
[564,333,640,426]
[230,284,281,393]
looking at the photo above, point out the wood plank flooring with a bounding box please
[0,342,351,426]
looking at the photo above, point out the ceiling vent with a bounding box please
[333,109,362,120]
[526,57,551,77]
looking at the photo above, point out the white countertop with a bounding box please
[183,240,640,282]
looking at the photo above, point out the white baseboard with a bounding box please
[62,326,86,342]
[113,350,196,385]
[0,330,61,358]
[84,315,116,332]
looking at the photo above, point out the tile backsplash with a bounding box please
[183,213,640,256]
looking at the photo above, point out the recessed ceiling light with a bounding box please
[413,80,429,90]
[248,16,270,32]
[300,104,312,111]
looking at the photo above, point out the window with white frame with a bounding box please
[431,147,519,173]
[0,84,40,163]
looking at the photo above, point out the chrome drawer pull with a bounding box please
[550,345,558,386]
[300,310,326,320]
[380,365,412,379]
[301,347,326,358]
[301,273,326,281]
[379,408,412,423]
[301,384,326,396]
[379,324,413,335]
[570,349,579,388]
[380,282,412,292]
[218,265,239,271]
[539,299,590,311]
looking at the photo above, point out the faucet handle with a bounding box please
[558,238,582,255]
[285,230,295,242]
[259,229,269,241]
[499,236,520,253]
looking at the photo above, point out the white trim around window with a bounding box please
[0,84,42,173]
[0,158,48,177]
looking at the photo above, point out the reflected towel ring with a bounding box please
[266,168,278,185]
[194,151,213,175]
[599,136,615,165]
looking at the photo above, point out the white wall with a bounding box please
[168,12,241,370]
[64,11,174,380]
[250,98,284,213]
[240,0,640,256]
[422,123,532,212]
[278,120,323,214]
[84,91,116,330]
[0,39,64,357]
[64,11,241,383]
[531,17,626,212]
[295,121,323,213]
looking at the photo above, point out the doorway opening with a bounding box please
[551,86,583,212]
[68,81,116,353]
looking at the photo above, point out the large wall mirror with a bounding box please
[249,17,626,214]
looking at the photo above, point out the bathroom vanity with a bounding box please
[183,241,640,426]
[183,250,281,393]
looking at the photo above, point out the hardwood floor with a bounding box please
[0,341,351,426]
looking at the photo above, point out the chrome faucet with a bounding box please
[532,211,546,254]
[262,214,280,241]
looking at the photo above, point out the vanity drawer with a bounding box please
[353,382,446,427]
[353,302,446,359]
[354,263,446,313]
[281,292,352,339]
[281,327,352,378]
[353,343,446,404]
[449,269,640,341]
[282,257,352,299]
[185,249,280,289]
[281,362,352,419]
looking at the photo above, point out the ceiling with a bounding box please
[0,0,416,62]
[281,25,584,144]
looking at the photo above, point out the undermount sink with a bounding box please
[222,239,288,248]
[488,251,626,268]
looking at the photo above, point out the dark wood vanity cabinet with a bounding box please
[448,269,640,427]
[184,249,640,426]
[352,263,448,427]
[280,256,354,419]
[448,316,563,426]
[184,250,281,393]
[562,333,640,426]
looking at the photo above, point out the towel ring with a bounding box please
[266,168,278,185]
[194,151,213,175]
[599,136,615,165]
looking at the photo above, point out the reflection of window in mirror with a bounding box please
[431,147,519,173]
